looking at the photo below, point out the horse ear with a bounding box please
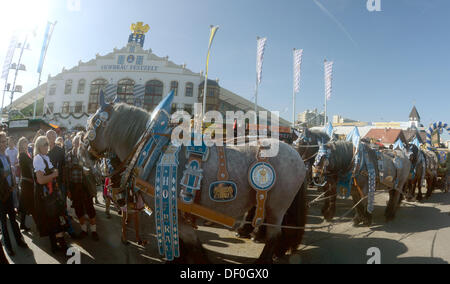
[293,129,300,137]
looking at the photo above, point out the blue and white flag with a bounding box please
[346,127,360,148]
[411,137,421,148]
[393,139,405,150]
[325,122,334,138]
[37,22,56,74]
[293,49,303,93]
[256,37,267,85]
[324,60,334,101]
[2,36,18,80]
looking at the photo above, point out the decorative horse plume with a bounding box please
[113,95,121,104]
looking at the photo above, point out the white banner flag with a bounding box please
[256,37,267,85]
[293,49,303,93]
[324,60,334,101]
[1,36,18,80]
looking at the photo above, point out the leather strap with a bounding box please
[252,145,270,228]
[181,153,204,228]
[217,146,228,181]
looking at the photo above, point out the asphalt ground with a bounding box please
[3,185,449,264]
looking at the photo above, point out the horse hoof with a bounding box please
[353,217,362,227]
[251,236,264,244]
[235,232,251,239]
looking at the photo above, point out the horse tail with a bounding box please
[274,179,308,258]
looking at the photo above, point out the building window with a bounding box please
[118,55,125,65]
[77,79,86,94]
[49,84,56,96]
[184,104,193,115]
[170,81,178,96]
[144,80,164,112]
[88,78,108,113]
[129,46,136,53]
[136,55,144,65]
[64,80,73,95]
[209,89,215,97]
[185,82,194,97]
[117,79,135,105]
[62,102,70,114]
[46,103,54,114]
[75,102,83,113]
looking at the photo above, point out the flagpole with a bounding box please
[34,21,56,119]
[202,25,218,120]
[293,49,296,129]
[324,59,327,127]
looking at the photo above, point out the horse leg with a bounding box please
[328,183,337,221]
[175,221,209,264]
[351,187,364,227]
[416,176,424,202]
[406,180,415,202]
[255,210,283,264]
[121,212,128,244]
[385,189,401,222]
[235,207,255,239]
[321,183,331,220]
[425,176,434,199]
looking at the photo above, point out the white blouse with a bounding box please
[33,155,54,173]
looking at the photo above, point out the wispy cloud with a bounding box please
[312,0,358,47]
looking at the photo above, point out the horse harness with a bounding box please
[85,93,278,261]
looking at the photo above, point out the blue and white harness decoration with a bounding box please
[354,144,376,214]
[133,92,175,187]
[155,144,181,261]
[180,136,209,204]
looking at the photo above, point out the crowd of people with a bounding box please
[0,129,102,264]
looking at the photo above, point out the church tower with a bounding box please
[409,106,420,129]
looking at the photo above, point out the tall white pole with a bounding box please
[293,49,296,129]
[324,59,327,127]
[254,75,258,126]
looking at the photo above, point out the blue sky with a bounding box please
[0,0,449,139]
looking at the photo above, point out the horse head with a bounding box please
[406,143,419,165]
[84,89,115,160]
[293,127,311,147]
[312,140,331,184]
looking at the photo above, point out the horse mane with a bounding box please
[328,141,354,173]
[310,130,331,143]
[104,103,151,153]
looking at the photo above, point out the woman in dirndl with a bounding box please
[17,137,35,231]
[33,136,68,254]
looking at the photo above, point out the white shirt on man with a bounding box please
[5,147,18,166]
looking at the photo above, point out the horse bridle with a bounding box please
[84,105,113,160]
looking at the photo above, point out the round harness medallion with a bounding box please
[249,162,276,191]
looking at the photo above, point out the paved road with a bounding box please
[4,186,450,264]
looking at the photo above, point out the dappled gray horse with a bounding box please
[312,141,411,226]
[83,101,308,263]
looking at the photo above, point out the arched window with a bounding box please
[170,81,178,96]
[88,78,108,113]
[144,80,164,111]
[77,79,86,94]
[64,80,73,95]
[49,84,56,96]
[185,82,193,97]
[117,79,135,105]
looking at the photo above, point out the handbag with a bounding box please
[39,156,65,218]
